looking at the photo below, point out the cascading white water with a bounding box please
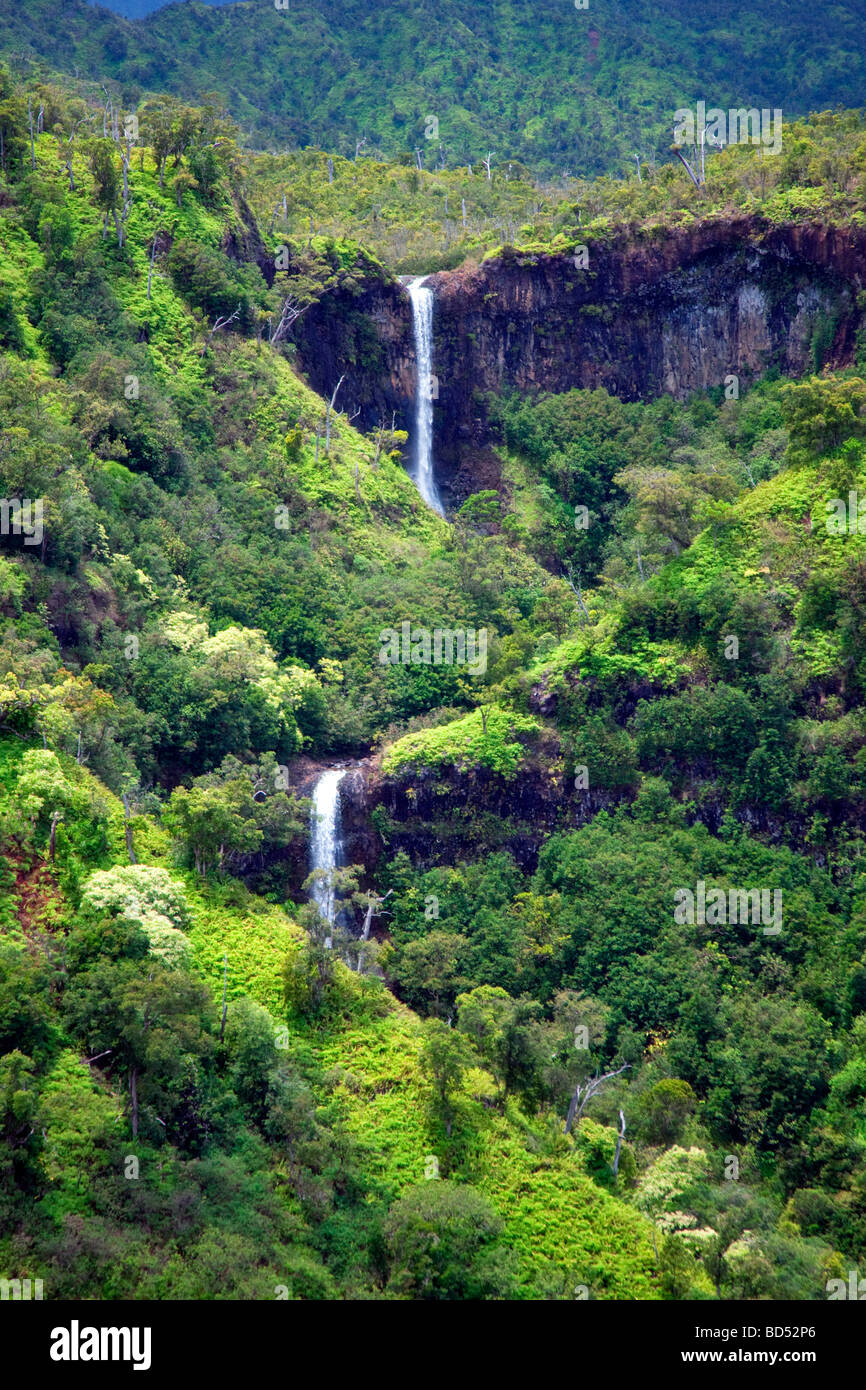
[407,275,445,516]
[309,768,347,928]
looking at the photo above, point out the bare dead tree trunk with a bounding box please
[271,295,305,347]
[564,565,590,622]
[49,810,61,862]
[674,147,702,189]
[356,903,374,975]
[612,1108,626,1175]
[325,374,345,454]
[564,1064,630,1135]
[201,306,241,355]
[356,890,392,974]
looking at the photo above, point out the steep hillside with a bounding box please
[3,0,866,175]
[0,68,665,1300]
[1,63,866,1305]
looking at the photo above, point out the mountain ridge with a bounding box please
[5,0,866,175]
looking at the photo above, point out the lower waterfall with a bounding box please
[309,767,347,930]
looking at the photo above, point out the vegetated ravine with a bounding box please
[287,212,866,887]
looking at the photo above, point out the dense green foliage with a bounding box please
[4,0,865,181]
[1,50,866,1303]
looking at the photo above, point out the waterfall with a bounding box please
[407,276,445,516]
[309,767,347,929]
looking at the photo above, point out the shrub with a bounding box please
[638,1079,697,1144]
[80,865,191,932]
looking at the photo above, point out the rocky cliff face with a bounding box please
[295,217,866,505]
[292,274,416,436]
[283,741,602,877]
[426,218,864,498]
[371,764,629,873]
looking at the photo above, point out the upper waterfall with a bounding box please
[406,275,445,516]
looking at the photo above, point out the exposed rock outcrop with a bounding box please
[294,217,866,507]
[426,218,864,497]
[292,272,415,435]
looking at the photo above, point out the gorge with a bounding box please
[3,6,866,1316]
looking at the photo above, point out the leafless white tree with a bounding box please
[564,1064,630,1134]
[325,374,345,453]
[612,1108,627,1174]
[564,564,591,622]
[270,294,305,347]
[355,889,393,974]
[201,305,242,354]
